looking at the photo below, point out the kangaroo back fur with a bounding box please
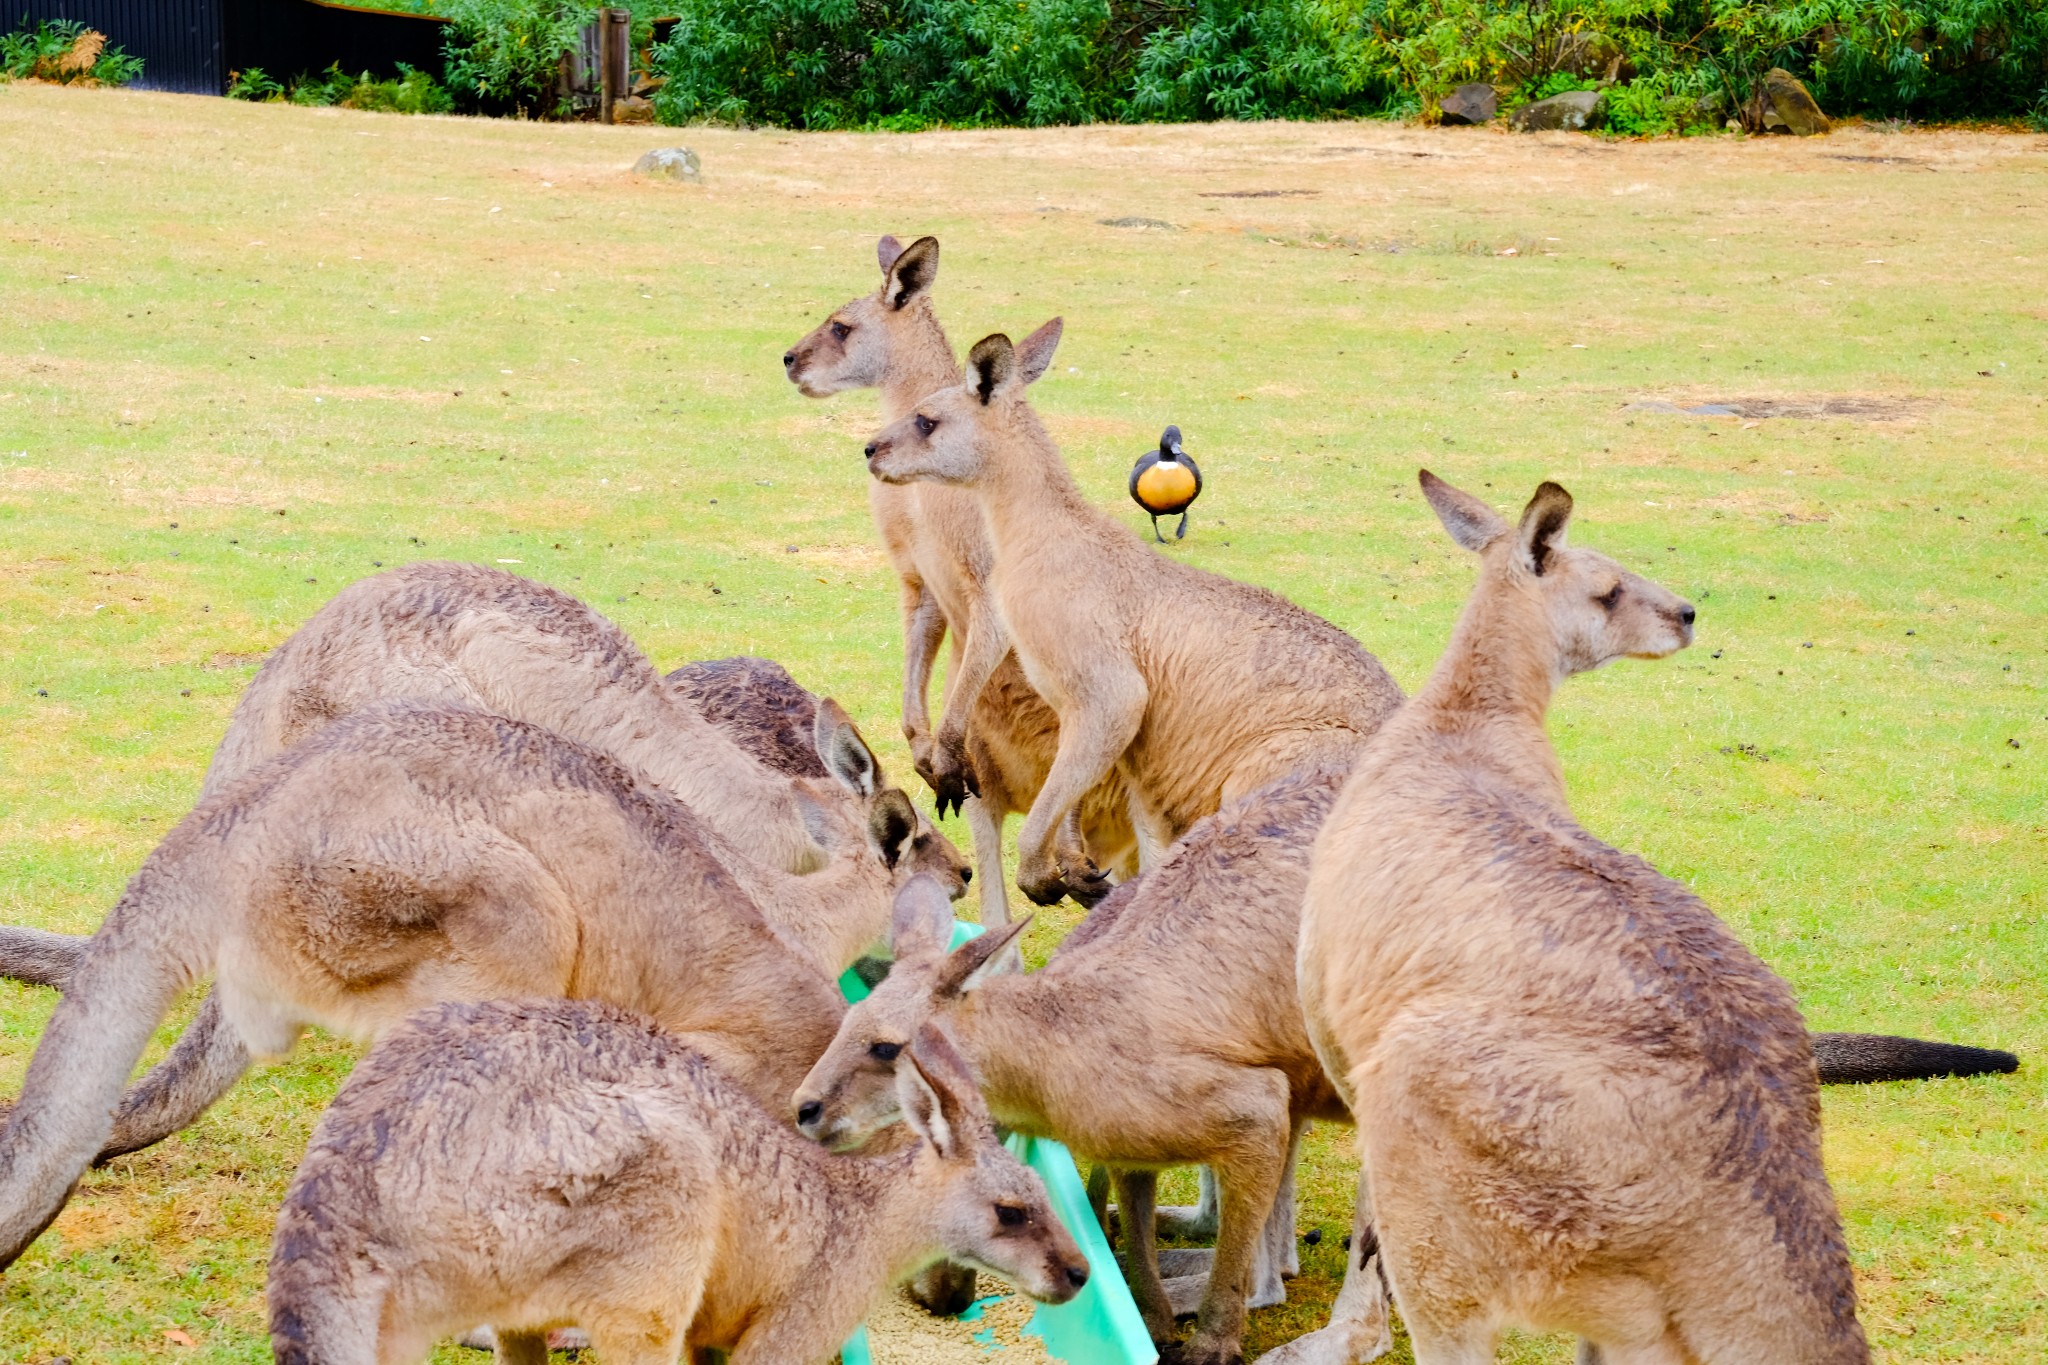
[269,998,1089,1365]
[0,703,891,1268]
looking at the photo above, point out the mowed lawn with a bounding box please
[0,81,2043,1363]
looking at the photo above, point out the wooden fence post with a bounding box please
[599,7,631,124]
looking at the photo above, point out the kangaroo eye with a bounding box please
[914,414,937,437]
[1595,584,1624,612]
[995,1204,1028,1227]
[869,1041,902,1062]
[830,321,851,342]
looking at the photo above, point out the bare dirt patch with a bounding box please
[1626,395,1933,421]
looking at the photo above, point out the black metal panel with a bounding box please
[16,0,224,94]
[223,0,450,86]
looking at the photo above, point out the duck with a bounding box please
[1128,424,1202,543]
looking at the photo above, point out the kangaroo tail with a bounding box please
[0,859,220,1267]
[97,990,253,1164]
[0,926,89,991]
[269,1142,389,1365]
[1813,1032,2019,1085]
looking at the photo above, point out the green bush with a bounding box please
[446,0,2048,126]
[441,0,599,116]
[229,62,453,112]
[226,66,287,100]
[1,17,143,85]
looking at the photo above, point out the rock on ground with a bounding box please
[1438,83,1497,125]
[1510,89,1602,132]
[634,147,702,182]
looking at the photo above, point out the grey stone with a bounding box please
[1439,83,1497,125]
[1509,90,1603,132]
[633,147,701,182]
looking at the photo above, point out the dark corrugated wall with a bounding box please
[13,1,453,96]
[17,0,224,94]
[224,0,451,86]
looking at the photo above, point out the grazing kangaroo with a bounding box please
[863,321,1406,906]
[785,236,1136,915]
[796,795,1352,1365]
[1297,472,1869,1365]
[0,573,969,1170]
[0,702,950,1269]
[268,1000,1089,1365]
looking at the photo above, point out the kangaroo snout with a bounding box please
[864,440,883,460]
[782,350,799,371]
[795,1099,824,1131]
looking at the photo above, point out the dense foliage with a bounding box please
[641,0,2047,128]
[0,17,143,85]
[439,0,603,116]
[227,63,455,112]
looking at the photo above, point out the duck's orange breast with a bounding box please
[1135,461,1198,511]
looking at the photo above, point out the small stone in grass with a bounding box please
[1304,1227,1322,1245]
[36,688,47,697]
[181,689,192,697]
[786,545,799,553]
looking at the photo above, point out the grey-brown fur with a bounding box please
[864,323,1407,905]
[207,561,960,880]
[268,998,1088,1365]
[786,238,1136,917]
[0,701,948,1268]
[1298,473,1868,1364]
[797,776,1352,1365]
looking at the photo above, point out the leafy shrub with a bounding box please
[278,62,455,112]
[227,66,287,100]
[1,17,143,85]
[1600,74,1723,133]
[441,0,599,116]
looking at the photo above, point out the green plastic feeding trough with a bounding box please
[836,922,1158,1365]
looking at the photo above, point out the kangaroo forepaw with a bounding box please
[1061,858,1114,908]
[919,744,981,820]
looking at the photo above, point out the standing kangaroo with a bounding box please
[268,1001,1088,1365]
[0,702,950,1269]
[862,322,1407,905]
[784,236,1136,915]
[1297,472,1869,1365]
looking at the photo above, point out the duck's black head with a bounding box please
[1160,425,1184,460]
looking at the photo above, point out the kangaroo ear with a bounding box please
[1517,481,1574,576]
[890,873,956,958]
[815,698,879,797]
[1419,469,1509,552]
[867,788,919,870]
[900,1022,984,1159]
[967,333,1014,405]
[885,236,940,310]
[877,234,906,275]
[936,915,1031,996]
[1013,317,1063,386]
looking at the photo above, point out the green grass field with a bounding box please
[0,81,2042,1363]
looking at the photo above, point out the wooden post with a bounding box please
[599,7,630,124]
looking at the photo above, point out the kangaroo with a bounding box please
[268,1000,1089,1365]
[0,576,971,1170]
[0,701,954,1269]
[862,321,1408,905]
[205,560,945,878]
[1297,472,1869,1365]
[796,793,1351,1365]
[785,236,1136,915]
